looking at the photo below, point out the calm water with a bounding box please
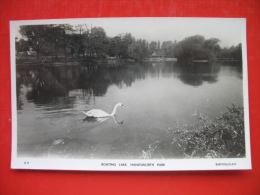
[16,61,243,159]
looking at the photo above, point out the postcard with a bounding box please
[10,17,251,170]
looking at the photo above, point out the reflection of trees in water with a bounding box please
[221,61,243,80]
[79,68,110,96]
[173,61,221,86]
[79,63,147,95]
[26,67,69,104]
[109,63,146,87]
[142,61,176,78]
[146,61,177,78]
[143,61,221,86]
[17,65,80,104]
[16,60,242,106]
[16,79,23,110]
[16,63,147,105]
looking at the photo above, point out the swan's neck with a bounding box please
[110,104,120,116]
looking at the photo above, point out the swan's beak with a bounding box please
[121,104,124,107]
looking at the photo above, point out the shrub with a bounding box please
[178,105,245,158]
[142,105,245,159]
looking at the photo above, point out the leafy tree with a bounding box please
[161,41,175,57]
[107,36,120,57]
[57,24,74,59]
[203,38,221,58]
[141,39,149,58]
[128,42,142,60]
[118,33,134,59]
[19,25,51,58]
[86,27,108,58]
[66,33,83,58]
[218,43,242,61]
[127,39,148,60]
[149,41,157,54]
[45,25,66,60]
[233,43,242,61]
[74,24,88,35]
[15,38,29,52]
[174,35,220,61]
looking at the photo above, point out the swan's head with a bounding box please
[117,102,124,107]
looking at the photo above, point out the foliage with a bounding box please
[161,40,176,57]
[118,33,134,59]
[128,39,149,60]
[18,24,74,59]
[107,36,121,57]
[218,43,242,61]
[19,25,50,58]
[15,38,29,52]
[85,27,108,58]
[149,41,158,54]
[142,105,245,159]
[173,35,220,61]
[178,105,245,158]
[16,24,242,62]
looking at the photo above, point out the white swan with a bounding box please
[81,103,124,118]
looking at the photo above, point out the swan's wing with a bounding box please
[86,109,109,117]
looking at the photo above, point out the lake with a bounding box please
[16,60,243,159]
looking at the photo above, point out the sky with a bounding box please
[14,17,246,48]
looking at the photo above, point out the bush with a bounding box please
[142,105,245,159]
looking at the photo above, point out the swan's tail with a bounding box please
[81,111,89,116]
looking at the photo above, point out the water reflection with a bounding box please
[16,60,243,159]
[17,61,242,109]
[83,115,123,125]
[173,62,220,86]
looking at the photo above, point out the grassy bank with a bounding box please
[142,105,245,159]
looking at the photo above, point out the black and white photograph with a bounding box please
[10,18,251,171]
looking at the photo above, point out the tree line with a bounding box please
[16,24,242,62]
[173,35,242,62]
